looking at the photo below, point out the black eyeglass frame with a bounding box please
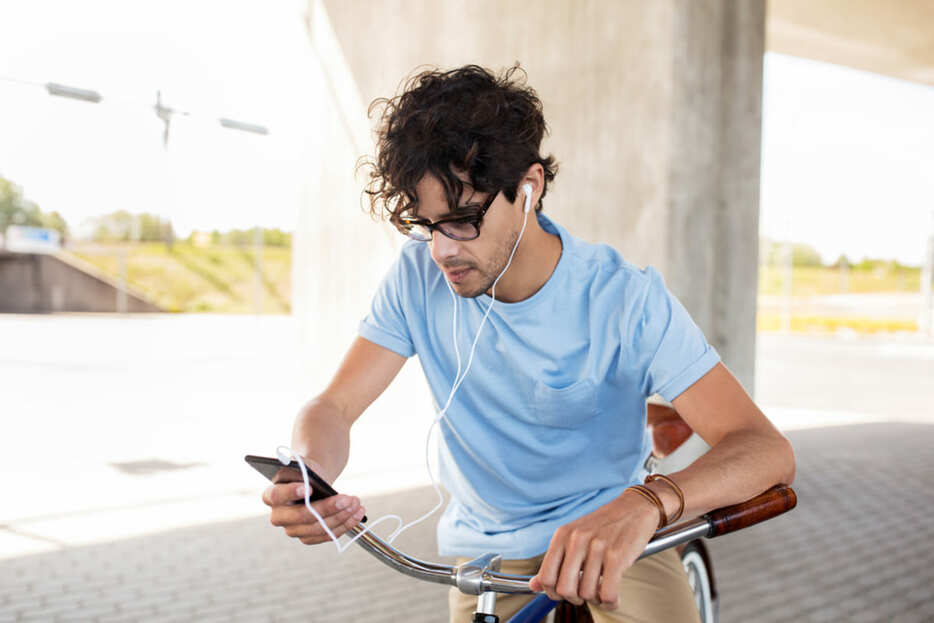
[395,190,500,242]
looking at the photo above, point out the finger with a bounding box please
[578,540,606,604]
[534,540,566,602]
[598,552,628,608]
[263,482,310,507]
[270,494,355,527]
[337,505,367,536]
[297,533,332,545]
[289,482,316,506]
[555,534,588,605]
[284,502,364,539]
[298,506,366,544]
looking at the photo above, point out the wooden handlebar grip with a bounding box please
[705,485,797,538]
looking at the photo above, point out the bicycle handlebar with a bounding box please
[705,484,797,537]
[346,484,796,595]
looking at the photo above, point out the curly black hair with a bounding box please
[361,64,558,227]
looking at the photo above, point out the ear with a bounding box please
[518,163,545,211]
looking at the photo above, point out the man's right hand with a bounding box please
[262,466,366,545]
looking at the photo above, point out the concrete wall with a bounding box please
[296,0,764,395]
[0,252,161,313]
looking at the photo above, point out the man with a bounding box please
[263,65,795,622]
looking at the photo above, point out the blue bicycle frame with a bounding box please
[506,594,559,622]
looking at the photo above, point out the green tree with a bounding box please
[86,211,174,243]
[138,213,175,242]
[40,211,69,239]
[791,243,823,267]
[831,254,851,269]
[214,227,292,247]
[262,228,291,247]
[0,175,68,238]
[759,239,823,267]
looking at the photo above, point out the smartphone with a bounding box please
[244,454,367,522]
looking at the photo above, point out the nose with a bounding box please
[430,231,460,264]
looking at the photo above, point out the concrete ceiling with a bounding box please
[767,0,934,86]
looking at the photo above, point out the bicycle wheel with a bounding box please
[680,542,717,623]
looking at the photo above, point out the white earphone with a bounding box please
[522,182,533,214]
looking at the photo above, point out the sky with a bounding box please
[0,0,319,236]
[1,1,932,264]
[759,54,934,266]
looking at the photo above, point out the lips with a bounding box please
[445,267,472,284]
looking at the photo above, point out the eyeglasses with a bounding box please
[395,191,499,242]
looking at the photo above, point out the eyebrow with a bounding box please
[415,202,484,222]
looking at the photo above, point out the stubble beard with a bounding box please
[453,228,520,299]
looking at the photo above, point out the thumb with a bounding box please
[528,574,542,592]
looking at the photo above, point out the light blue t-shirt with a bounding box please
[359,214,720,558]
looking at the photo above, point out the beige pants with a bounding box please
[448,548,701,623]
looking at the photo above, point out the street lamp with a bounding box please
[45,82,102,103]
[219,118,269,135]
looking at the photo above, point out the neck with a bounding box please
[486,214,562,303]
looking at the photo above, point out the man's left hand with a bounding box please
[529,490,660,609]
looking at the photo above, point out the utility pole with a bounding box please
[920,208,934,336]
[781,241,793,333]
[253,226,264,315]
[117,248,128,313]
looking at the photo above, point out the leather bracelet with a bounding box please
[645,474,685,524]
[626,484,668,530]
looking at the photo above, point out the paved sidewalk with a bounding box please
[2,422,933,622]
[710,423,934,623]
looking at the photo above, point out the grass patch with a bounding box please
[757,313,919,334]
[759,265,921,296]
[70,241,291,313]
[236,247,290,313]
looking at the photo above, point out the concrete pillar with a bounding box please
[667,1,766,395]
[296,0,765,395]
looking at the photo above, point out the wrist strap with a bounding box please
[645,474,685,524]
[626,485,667,530]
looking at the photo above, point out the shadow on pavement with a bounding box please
[2,423,933,622]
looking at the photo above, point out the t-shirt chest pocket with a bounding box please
[531,377,599,429]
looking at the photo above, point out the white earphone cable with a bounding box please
[388,193,531,543]
[279,185,533,552]
[276,446,403,553]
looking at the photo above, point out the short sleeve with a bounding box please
[358,252,416,358]
[631,266,720,401]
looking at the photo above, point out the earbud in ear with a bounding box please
[521,183,533,214]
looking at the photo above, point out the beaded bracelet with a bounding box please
[626,484,668,530]
[645,473,685,524]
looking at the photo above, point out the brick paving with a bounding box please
[710,423,934,623]
[2,422,933,622]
